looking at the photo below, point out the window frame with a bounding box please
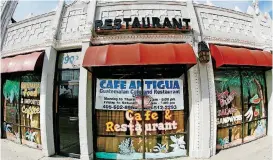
[92,64,190,159]
[214,67,268,150]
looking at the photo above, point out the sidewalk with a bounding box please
[1,136,272,160]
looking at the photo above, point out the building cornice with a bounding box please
[194,3,253,18]
[7,11,56,29]
[96,0,187,7]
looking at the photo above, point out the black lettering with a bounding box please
[114,19,122,30]
[163,17,173,28]
[152,17,161,28]
[172,18,182,29]
[123,18,132,29]
[183,18,190,29]
[132,17,141,28]
[163,17,172,28]
[95,20,103,30]
[142,17,150,28]
[103,19,113,30]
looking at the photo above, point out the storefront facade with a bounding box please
[1,0,272,160]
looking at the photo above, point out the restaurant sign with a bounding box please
[94,17,191,33]
[95,79,184,111]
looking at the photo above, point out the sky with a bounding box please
[12,0,273,21]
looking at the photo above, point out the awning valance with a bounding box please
[1,52,44,73]
[210,44,272,68]
[82,43,197,68]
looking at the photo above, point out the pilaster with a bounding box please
[79,42,93,160]
[39,0,65,156]
[186,1,216,158]
[40,46,57,156]
[265,69,272,136]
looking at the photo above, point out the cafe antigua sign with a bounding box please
[94,17,191,34]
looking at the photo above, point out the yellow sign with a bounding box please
[21,105,40,120]
[106,109,177,132]
[21,82,40,97]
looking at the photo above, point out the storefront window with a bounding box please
[215,69,267,150]
[2,73,42,149]
[241,71,267,143]
[95,74,187,159]
[3,78,21,143]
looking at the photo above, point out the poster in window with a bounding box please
[95,78,186,159]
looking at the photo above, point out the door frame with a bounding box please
[53,49,82,158]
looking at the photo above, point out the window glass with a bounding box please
[59,70,80,81]
[215,70,243,127]
[215,70,243,149]
[3,79,20,143]
[60,70,74,81]
[215,69,267,150]
[20,75,42,149]
[95,77,187,159]
[217,125,242,149]
[242,71,266,121]
[2,73,42,148]
[242,71,267,142]
[243,119,267,143]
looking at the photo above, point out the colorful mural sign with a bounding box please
[96,79,184,111]
[20,82,42,149]
[106,109,177,133]
[3,79,20,143]
[215,70,267,150]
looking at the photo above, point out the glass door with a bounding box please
[55,69,80,157]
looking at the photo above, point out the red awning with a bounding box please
[210,44,272,68]
[1,52,44,73]
[83,43,197,68]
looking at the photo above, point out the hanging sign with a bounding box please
[58,52,81,69]
[95,79,184,111]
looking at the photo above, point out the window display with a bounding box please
[2,74,42,149]
[95,78,187,159]
[215,69,267,150]
[3,78,21,143]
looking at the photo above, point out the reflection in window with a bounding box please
[60,70,80,81]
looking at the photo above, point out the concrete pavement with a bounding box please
[1,136,272,160]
